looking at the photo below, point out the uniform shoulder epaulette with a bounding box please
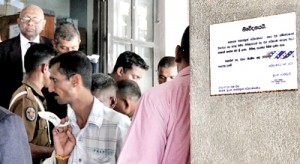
[9,90,28,110]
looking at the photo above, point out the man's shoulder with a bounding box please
[0,106,13,121]
[105,107,130,121]
[11,85,35,104]
[0,106,24,127]
[40,36,52,47]
[142,72,190,102]
[94,100,130,125]
[0,36,19,47]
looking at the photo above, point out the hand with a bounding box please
[52,117,75,157]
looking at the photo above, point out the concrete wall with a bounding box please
[190,0,300,163]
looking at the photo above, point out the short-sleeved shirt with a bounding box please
[9,79,50,147]
[118,66,190,164]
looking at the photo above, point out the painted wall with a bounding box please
[26,0,70,18]
[190,0,300,163]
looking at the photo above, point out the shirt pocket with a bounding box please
[80,139,116,163]
[90,148,114,163]
[32,118,49,146]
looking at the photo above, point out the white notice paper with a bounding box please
[9,24,20,39]
[210,12,297,95]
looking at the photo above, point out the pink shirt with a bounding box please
[118,66,190,164]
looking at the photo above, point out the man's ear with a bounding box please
[17,18,21,25]
[116,67,124,76]
[42,19,46,30]
[175,45,182,63]
[110,96,117,109]
[51,40,57,49]
[123,97,130,111]
[70,74,80,87]
[41,64,48,73]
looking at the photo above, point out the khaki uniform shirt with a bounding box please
[9,79,50,147]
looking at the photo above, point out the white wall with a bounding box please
[165,0,189,57]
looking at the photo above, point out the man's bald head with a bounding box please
[17,4,46,41]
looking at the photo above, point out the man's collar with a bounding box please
[20,33,40,46]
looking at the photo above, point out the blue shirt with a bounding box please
[0,106,32,164]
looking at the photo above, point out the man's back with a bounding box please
[118,66,190,163]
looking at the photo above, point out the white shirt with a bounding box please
[43,97,130,164]
[20,34,40,73]
[67,97,130,164]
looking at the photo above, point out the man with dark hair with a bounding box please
[91,73,117,108]
[118,26,190,163]
[52,21,81,54]
[114,80,141,119]
[110,51,149,83]
[9,44,56,163]
[44,21,81,134]
[46,51,130,163]
[157,56,177,84]
[0,4,52,109]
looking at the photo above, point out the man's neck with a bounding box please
[20,33,39,42]
[110,72,119,82]
[24,73,44,91]
[177,61,189,72]
[71,92,94,129]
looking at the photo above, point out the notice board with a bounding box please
[210,12,297,95]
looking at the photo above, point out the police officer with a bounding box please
[9,44,55,163]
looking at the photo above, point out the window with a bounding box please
[108,0,154,92]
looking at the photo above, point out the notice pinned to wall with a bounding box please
[210,12,297,95]
[9,24,20,39]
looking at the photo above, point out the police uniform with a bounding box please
[9,79,51,148]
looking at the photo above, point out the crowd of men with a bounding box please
[0,4,190,164]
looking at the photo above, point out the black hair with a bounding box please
[181,26,189,63]
[49,51,92,89]
[157,56,176,69]
[112,51,149,73]
[91,73,117,92]
[25,43,56,73]
[116,80,141,100]
[54,21,80,43]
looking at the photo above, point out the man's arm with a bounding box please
[30,143,54,159]
[10,91,55,160]
[115,115,131,159]
[53,118,76,164]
